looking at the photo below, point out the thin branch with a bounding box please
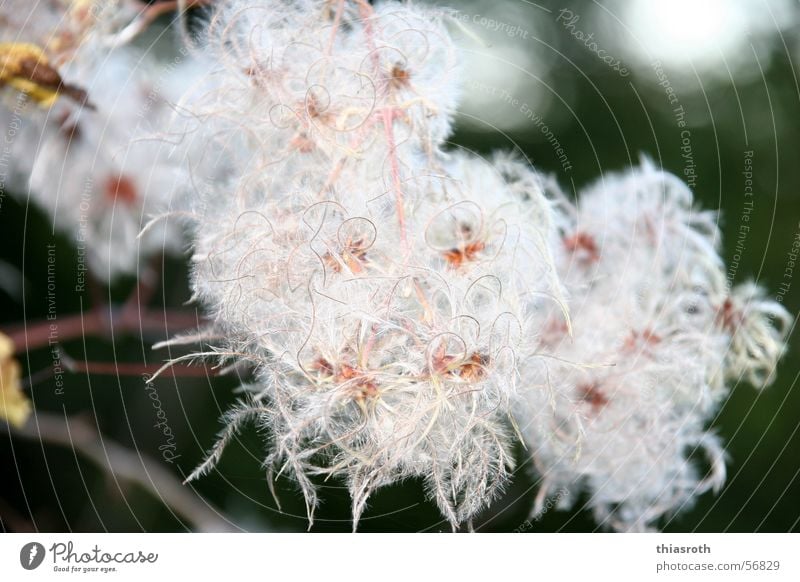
[3,308,203,356]
[58,347,218,377]
[382,108,409,256]
[5,412,239,532]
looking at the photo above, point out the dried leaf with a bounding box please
[0,332,30,428]
[0,42,91,107]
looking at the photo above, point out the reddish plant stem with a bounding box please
[359,323,379,367]
[3,308,202,356]
[355,0,409,256]
[326,0,346,55]
[357,0,378,57]
[382,108,409,255]
[5,311,104,354]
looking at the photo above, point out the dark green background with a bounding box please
[1,0,798,532]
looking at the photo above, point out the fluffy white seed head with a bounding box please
[187,140,564,527]
[176,2,793,532]
[517,160,791,531]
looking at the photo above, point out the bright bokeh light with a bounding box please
[457,42,550,131]
[626,0,749,67]
[441,0,555,131]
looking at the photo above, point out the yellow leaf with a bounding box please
[0,42,89,107]
[0,332,31,428]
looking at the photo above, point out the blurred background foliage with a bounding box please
[1,0,798,532]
